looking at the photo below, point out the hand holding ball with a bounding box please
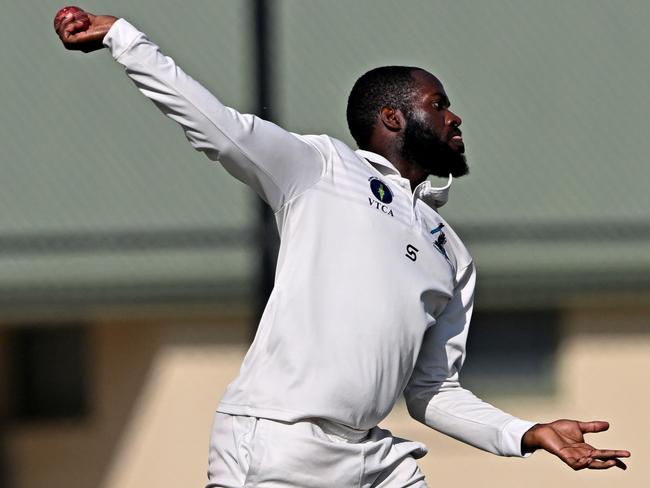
[53,6,117,52]
[54,6,90,32]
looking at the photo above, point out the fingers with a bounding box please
[587,458,628,470]
[66,17,89,36]
[592,449,631,459]
[569,449,631,471]
[54,13,70,34]
[56,13,76,40]
[55,14,90,50]
[575,420,631,469]
[566,455,628,471]
[561,444,631,472]
[578,420,609,433]
[56,12,90,39]
[614,458,628,470]
[56,12,81,33]
[591,449,631,470]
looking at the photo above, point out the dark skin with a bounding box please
[55,10,631,472]
[54,11,117,52]
[367,70,464,190]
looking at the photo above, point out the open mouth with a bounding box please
[448,133,464,152]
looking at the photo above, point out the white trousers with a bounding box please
[206,412,428,488]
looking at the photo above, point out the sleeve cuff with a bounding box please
[500,418,538,457]
[102,18,143,60]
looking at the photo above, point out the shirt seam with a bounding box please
[273,137,328,216]
[110,21,143,60]
[218,401,318,417]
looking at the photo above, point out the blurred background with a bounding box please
[0,1,648,487]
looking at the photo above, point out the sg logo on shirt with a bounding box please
[405,244,419,262]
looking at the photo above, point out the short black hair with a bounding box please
[346,66,421,149]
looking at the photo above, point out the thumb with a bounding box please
[578,421,609,434]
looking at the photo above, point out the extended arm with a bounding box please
[404,262,535,456]
[55,10,325,211]
[404,262,630,469]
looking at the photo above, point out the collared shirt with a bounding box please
[104,18,535,457]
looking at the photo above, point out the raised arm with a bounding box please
[54,9,325,211]
[404,262,630,469]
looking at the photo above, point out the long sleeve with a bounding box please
[102,19,326,211]
[404,261,536,457]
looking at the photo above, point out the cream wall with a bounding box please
[5,303,648,488]
[4,309,249,488]
[384,304,649,487]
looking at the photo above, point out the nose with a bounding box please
[447,109,462,127]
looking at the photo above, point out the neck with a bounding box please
[367,145,429,191]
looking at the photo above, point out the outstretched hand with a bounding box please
[522,419,630,470]
[54,7,117,52]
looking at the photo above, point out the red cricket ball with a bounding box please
[54,6,90,31]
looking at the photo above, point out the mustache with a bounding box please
[448,128,462,139]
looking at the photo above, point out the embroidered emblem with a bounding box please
[368,177,393,204]
[431,223,449,260]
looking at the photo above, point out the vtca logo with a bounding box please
[368,177,394,217]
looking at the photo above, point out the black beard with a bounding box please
[401,115,469,178]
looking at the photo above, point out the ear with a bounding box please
[379,107,405,132]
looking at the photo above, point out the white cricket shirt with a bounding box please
[104,19,535,457]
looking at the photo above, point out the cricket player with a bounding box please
[55,9,631,488]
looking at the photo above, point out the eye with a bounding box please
[432,99,448,111]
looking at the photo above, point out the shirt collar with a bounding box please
[414,175,452,209]
[355,149,453,209]
[355,149,400,176]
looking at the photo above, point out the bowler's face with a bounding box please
[410,70,464,154]
[399,70,468,178]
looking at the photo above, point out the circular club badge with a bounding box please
[368,177,393,204]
